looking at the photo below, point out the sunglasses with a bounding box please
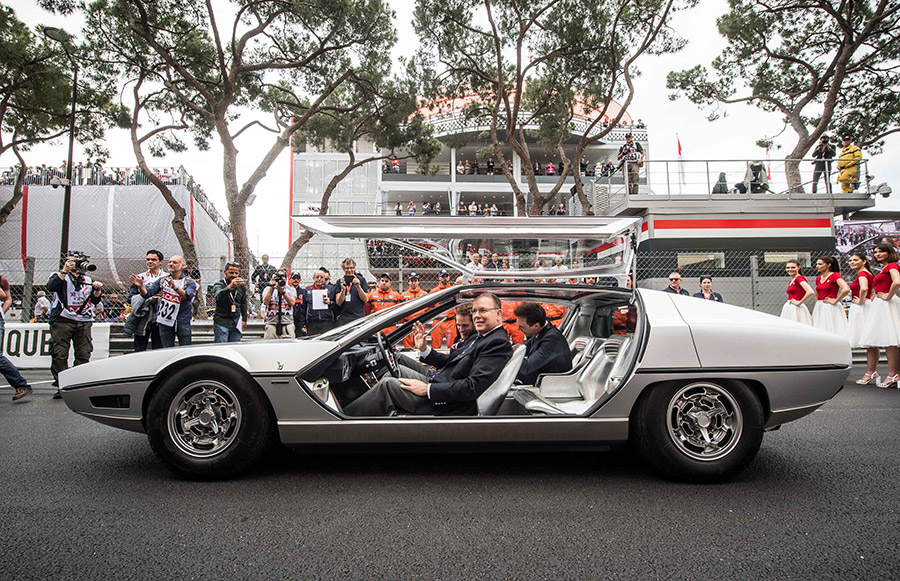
[669,278,681,281]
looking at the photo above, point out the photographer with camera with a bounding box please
[47,253,104,398]
[262,268,296,339]
[330,258,369,324]
[136,255,197,348]
[210,262,248,343]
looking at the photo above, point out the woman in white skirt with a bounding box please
[780,259,814,325]
[811,256,850,335]
[862,243,900,388]
[847,252,877,384]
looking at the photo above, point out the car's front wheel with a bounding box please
[146,363,274,480]
[633,380,763,483]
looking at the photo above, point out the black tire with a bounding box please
[632,380,764,483]
[146,363,274,480]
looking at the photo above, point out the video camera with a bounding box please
[69,251,97,274]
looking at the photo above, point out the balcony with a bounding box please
[426,108,648,142]
[594,159,879,217]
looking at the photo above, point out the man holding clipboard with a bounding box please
[302,268,335,335]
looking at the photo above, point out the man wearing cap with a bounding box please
[837,135,862,194]
[289,272,308,337]
[430,269,457,348]
[366,273,402,333]
[617,132,644,195]
[400,272,428,348]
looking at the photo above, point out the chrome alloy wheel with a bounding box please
[666,383,743,462]
[167,380,242,458]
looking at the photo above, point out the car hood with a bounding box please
[667,293,851,368]
[59,339,340,389]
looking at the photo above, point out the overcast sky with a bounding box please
[13,0,900,258]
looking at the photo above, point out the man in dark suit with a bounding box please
[514,303,573,385]
[344,293,513,416]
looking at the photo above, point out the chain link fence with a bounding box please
[636,248,855,316]
[1,244,866,323]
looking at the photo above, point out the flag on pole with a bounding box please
[766,146,772,180]
[677,134,686,193]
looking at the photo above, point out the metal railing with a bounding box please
[593,158,874,202]
[426,108,648,141]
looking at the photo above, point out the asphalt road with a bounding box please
[1,367,898,581]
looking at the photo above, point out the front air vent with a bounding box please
[89,394,131,409]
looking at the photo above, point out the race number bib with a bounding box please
[156,278,184,327]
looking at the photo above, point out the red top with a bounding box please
[815,272,843,301]
[786,275,810,301]
[850,271,875,300]
[874,263,899,294]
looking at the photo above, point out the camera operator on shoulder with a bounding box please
[262,268,296,340]
[47,253,103,398]
[135,255,198,348]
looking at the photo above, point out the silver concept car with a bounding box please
[60,217,851,482]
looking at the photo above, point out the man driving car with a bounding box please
[344,294,512,416]
[393,303,476,377]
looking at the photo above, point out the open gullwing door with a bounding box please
[292,216,641,284]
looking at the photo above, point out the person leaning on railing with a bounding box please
[837,135,862,193]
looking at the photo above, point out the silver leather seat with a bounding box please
[477,344,526,416]
[568,336,600,368]
[515,336,631,415]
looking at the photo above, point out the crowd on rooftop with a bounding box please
[1,161,230,233]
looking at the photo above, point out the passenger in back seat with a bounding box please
[514,303,573,385]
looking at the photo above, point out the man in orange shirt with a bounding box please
[540,279,567,328]
[498,277,525,344]
[429,269,457,348]
[400,272,429,348]
[366,273,402,333]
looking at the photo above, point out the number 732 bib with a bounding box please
[156,279,185,327]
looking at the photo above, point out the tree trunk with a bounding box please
[784,158,804,194]
[0,153,27,230]
[131,145,198,266]
[281,230,315,273]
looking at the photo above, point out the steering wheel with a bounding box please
[376,331,399,378]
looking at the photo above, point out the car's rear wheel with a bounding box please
[146,363,274,480]
[633,380,763,483]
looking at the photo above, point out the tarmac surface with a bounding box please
[1,366,898,580]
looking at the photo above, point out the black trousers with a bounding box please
[344,360,436,416]
[133,321,162,352]
[812,163,832,193]
[306,319,333,336]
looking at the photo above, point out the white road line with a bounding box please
[0,380,55,388]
